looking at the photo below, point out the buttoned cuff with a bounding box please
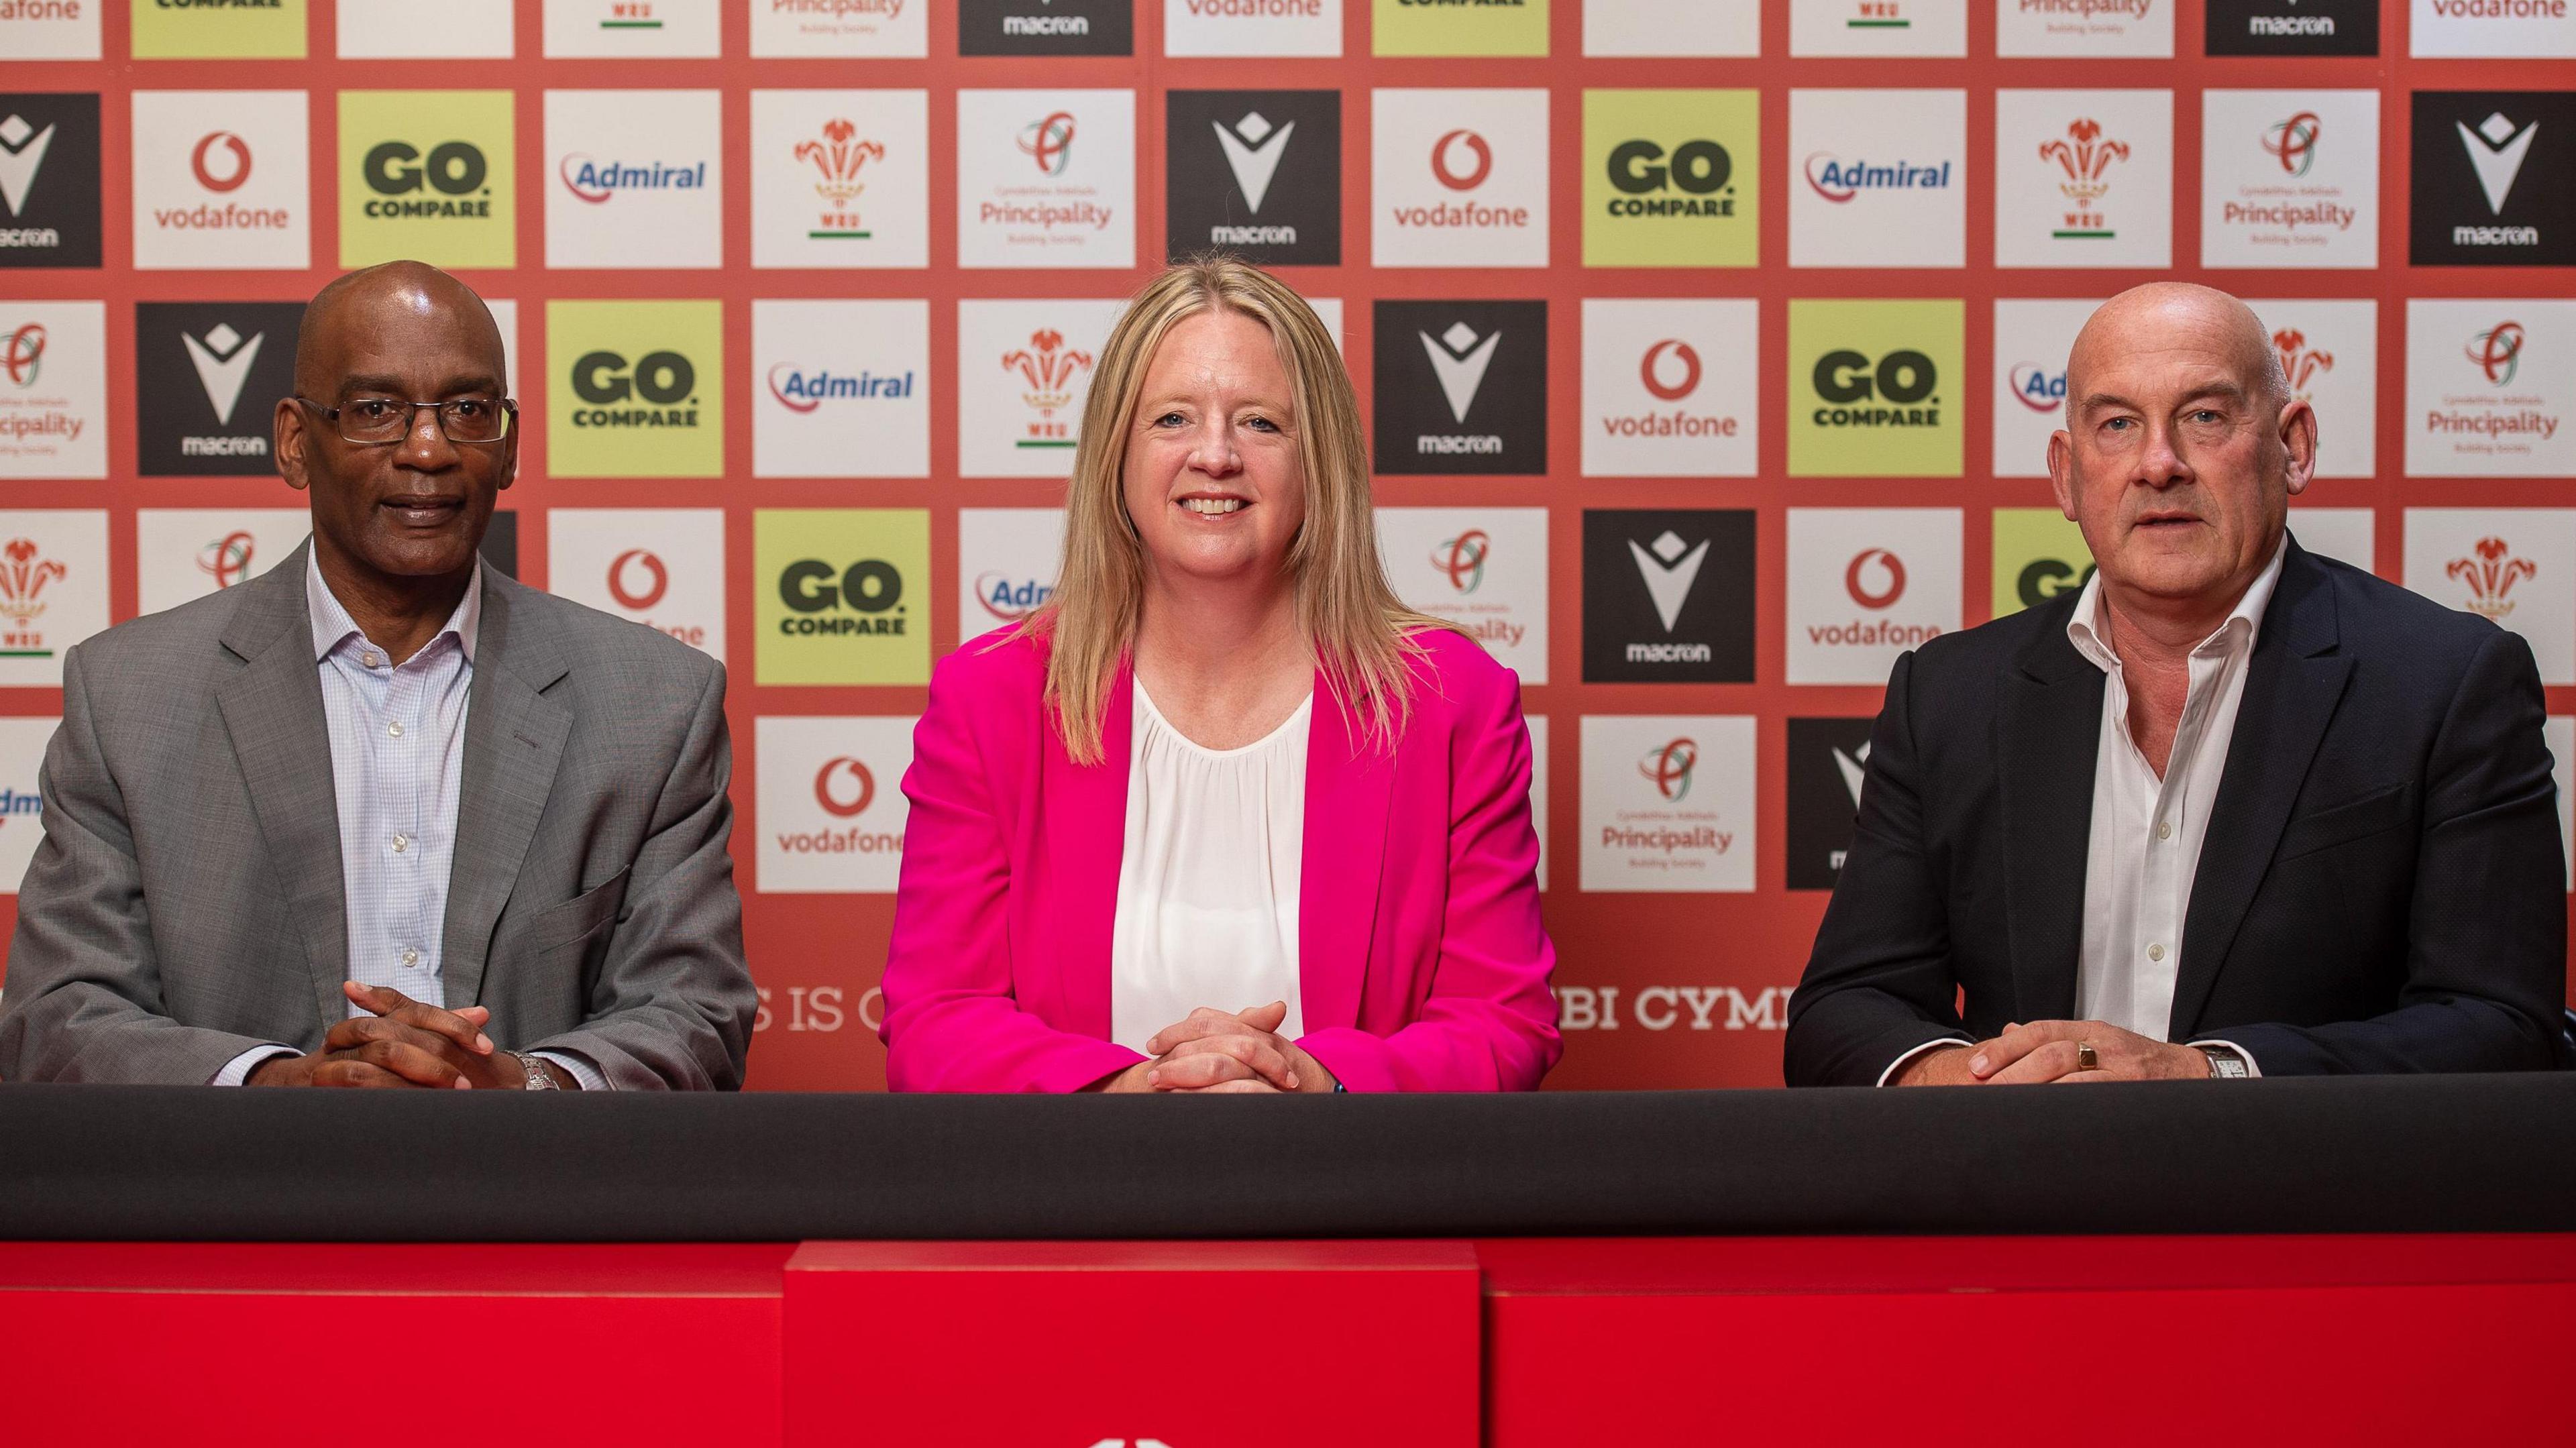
[531,1050,610,1091]
[1876,1036,1974,1087]
[210,1045,300,1087]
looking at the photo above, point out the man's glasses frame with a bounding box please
[292,394,517,446]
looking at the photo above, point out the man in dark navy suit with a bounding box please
[1788,283,2565,1087]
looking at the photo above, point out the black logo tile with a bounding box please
[1786,717,1878,891]
[1580,508,1756,683]
[959,0,1133,55]
[0,94,103,270]
[1166,90,1340,267]
[2412,91,2576,267]
[2204,0,2377,56]
[1373,300,1546,476]
[135,302,305,477]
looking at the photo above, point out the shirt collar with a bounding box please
[306,545,482,666]
[2066,532,2288,673]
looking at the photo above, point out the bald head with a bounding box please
[294,260,505,398]
[2069,282,2287,419]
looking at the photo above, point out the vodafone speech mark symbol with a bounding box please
[608,548,669,610]
[191,132,252,193]
[1845,548,1907,609]
[1640,339,1701,402]
[1430,129,1491,191]
[813,756,875,817]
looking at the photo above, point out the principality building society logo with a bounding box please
[339,91,515,268]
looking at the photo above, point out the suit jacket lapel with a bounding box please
[2170,543,2351,1037]
[1299,671,1393,1032]
[1043,662,1131,1039]
[212,542,349,1032]
[1998,605,2106,1025]
[439,569,572,1008]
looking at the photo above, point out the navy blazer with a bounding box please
[1787,536,2567,1086]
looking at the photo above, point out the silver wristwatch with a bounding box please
[519,1054,561,1091]
[2196,1045,2251,1079]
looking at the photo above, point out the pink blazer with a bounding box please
[880,626,1560,1093]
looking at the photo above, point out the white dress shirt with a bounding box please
[1880,541,2282,1084]
[211,553,604,1089]
[1107,682,1311,1055]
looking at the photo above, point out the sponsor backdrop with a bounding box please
[1,0,2570,1089]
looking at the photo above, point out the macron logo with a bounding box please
[2457,111,2536,216]
[1833,740,1871,807]
[182,323,264,426]
[0,115,58,218]
[1627,529,1709,633]
[1212,111,1293,214]
[1419,321,1500,425]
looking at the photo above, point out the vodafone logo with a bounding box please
[191,132,252,193]
[608,549,669,610]
[813,757,875,818]
[1430,129,1491,191]
[1640,340,1701,402]
[1845,548,1905,610]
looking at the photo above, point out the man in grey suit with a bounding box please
[0,262,755,1089]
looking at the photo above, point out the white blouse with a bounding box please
[1107,681,1313,1055]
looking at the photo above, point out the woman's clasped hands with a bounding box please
[1093,1001,1340,1095]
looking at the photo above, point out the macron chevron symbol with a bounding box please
[1213,112,1295,214]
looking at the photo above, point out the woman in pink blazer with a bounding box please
[881,259,1558,1093]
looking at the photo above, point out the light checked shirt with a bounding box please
[210,553,604,1089]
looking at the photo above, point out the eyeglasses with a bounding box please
[294,394,517,446]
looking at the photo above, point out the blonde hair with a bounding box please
[1018,256,1452,766]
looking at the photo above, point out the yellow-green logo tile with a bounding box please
[1787,298,1964,478]
[755,510,931,686]
[131,0,307,58]
[1584,89,1759,268]
[1373,0,1548,56]
[1992,508,2093,619]
[339,91,516,270]
[547,300,724,479]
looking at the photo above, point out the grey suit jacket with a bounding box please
[0,543,755,1089]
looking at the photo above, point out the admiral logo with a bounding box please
[2404,508,2576,683]
[1377,506,1548,678]
[1372,88,1548,267]
[1788,718,1876,889]
[754,296,932,478]
[754,508,931,685]
[767,365,914,411]
[2411,93,2575,264]
[0,510,106,684]
[2011,362,2067,412]
[558,155,706,203]
[1165,91,1340,266]
[0,716,49,890]
[2203,89,2378,268]
[957,90,1135,268]
[961,0,1132,55]
[137,302,302,476]
[755,714,916,891]
[2207,0,2377,52]
[1580,714,1756,892]
[1788,89,1966,267]
[957,508,1064,639]
[0,97,101,268]
[0,303,105,480]
[1581,509,1755,683]
[546,507,726,657]
[1373,300,1546,475]
[341,91,515,268]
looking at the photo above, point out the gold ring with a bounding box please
[2075,1041,2100,1071]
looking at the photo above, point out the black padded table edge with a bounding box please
[2,1074,2569,1241]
